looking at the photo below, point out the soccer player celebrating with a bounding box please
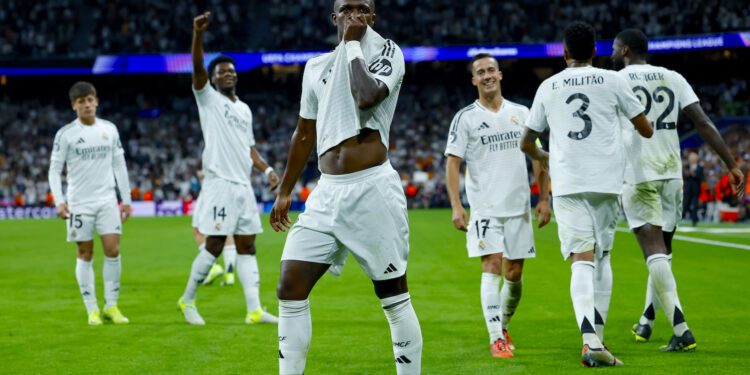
[611,29,746,351]
[48,81,132,325]
[445,53,551,358]
[521,22,654,367]
[178,12,280,325]
[270,0,422,373]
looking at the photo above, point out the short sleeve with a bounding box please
[444,111,470,159]
[192,82,220,108]
[370,40,405,94]
[299,64,319,120]
[50,128,69,163]
[672,71,700,110]
[615,74,646,119]
[525,85,549,132]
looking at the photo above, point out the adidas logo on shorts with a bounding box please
[489,316,501,323]
[383,263,398,274]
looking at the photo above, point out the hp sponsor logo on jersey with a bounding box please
[369,58,393,77]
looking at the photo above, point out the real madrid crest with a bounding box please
[102,132,108,140]
[215,222,221,230]
[478,240,486,250]
[510,115,520,126]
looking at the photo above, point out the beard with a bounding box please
[611,57,625,71]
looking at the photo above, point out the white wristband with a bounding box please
[345,41,364,63]
[264,167,274,176]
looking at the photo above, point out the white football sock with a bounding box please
[223,245,237,274]
[500,277,522,331]
[381,293,422,375]
[480,272,503,343]
[236,254,261,312]
[639,254,671,327]
[647,254,688,336]
[278,299,311,375]
[103,254,121,309]
[570,261,602,349]
[182,250,216,304]
[594,254,612,343]
[76,258,98,314]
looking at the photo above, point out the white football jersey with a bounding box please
[526,66,645,196]
[193,83,255,185]
[618,64,699,184]
[445,100,531,217]
[299,30,405,157]
[49,118,124,206]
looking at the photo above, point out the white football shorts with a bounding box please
[622,179,683,232]
[553,192,620,260]
[196,176,262,236]
[466,212,536,260]
[281,162,410,281]
[66,199,122,242]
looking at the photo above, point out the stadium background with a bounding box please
[1,1,750,374]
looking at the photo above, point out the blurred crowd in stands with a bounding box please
[2,70,748,221]
[3,0,750,57]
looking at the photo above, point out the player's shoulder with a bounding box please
[97,118,119,132]
[504,99,530,114]
[453,102,479,119]
[54,120,78,139]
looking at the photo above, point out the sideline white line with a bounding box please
[676,227,750,234]
[615,227,750,251]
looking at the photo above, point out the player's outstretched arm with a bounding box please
[270,117,317,232]
[445,155,468,232]
[683,103,745,198]
[629,113,653,138]
[343,14,389,110]
[531,159,551,228]
[192,12,210,90]
[250,147,280,190]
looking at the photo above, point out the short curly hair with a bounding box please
[208,55,236,77]
[616,29,649,57]
[564,22,596,61]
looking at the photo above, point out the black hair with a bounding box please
[208,55,236,77]
[616,28,649,57]
[563,21,596,61]
[69,81,97,102]
[469,53,498,73]
[333,0,375,12]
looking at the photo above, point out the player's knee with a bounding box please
[505,269,521,282]
[237,242,256,255]
[276,279,307,300]
[481,255,502,274]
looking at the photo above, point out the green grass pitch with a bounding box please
[2,209,749,374]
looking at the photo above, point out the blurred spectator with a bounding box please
[4,0,750,57]
[683,152,703,226]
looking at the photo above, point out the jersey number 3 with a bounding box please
[566,93,592,140]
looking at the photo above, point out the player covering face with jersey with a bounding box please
[270,0,422,374]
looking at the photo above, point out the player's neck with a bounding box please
[567,60,592,68]
[78,116,96,125]
[478,93,503,113]
[626,56,647,66]
[219,88,237,102]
